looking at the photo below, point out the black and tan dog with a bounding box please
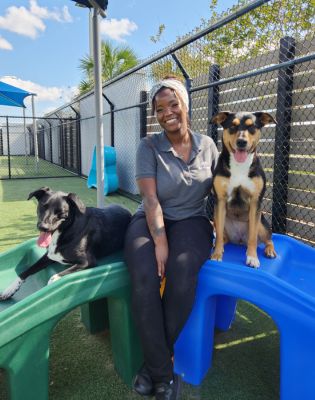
[0,187,131,300]
[211,111,277,268]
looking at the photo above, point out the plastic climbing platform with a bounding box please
[174,233,315,400]
[0,238,142,400]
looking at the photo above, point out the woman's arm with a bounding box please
[137,177,168,279]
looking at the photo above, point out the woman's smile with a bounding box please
[165,117,178,125]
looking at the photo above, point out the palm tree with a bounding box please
[78,40,138,94]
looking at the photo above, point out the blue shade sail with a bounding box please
[0,81,32,108]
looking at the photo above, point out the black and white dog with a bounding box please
[0,187,132,300]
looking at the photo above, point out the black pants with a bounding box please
[124,214,213,383]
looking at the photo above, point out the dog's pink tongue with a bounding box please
[234,149,248,163]
[37,232,52,248]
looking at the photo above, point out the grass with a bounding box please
[0,155,75,179]
[0,177,280,400]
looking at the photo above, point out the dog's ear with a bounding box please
[211,112,231,126]
[254,112,276,127]
[28,187,51,201]
[66,193,86,214]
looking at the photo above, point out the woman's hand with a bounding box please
[137,177,168,278]
[155,239,168,279]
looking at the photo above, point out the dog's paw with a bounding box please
[211,252,223,262]
[246,255,260,268]
[47,274,61,285]
[0,277,24,301]
[264,245,277,258]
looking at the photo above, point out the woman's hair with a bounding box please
[150,75,189,116]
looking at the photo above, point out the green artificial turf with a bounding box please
[0,177,280,400]
[0,156,75,179]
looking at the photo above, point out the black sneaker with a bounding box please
[133,364,154,397]
[154,374,181,400]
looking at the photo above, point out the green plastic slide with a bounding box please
[0,238,142,400]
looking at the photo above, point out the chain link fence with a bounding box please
[0,114,80,179]
[1,0,314,245]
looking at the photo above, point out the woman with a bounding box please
[124,76,218,400]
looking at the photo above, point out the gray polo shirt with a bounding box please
[135,131,219,220]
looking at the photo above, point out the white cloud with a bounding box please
[100,18,138,42]
[0,5,45,39]
[29,0,73,23]
[0,36,12,50]
[0,1,73,39]
[61,6,73,23]
[0,76,79,115]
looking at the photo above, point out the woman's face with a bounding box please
[154,88,187,134]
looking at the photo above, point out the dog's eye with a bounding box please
[248,126,256,134]
[229,126,238,134]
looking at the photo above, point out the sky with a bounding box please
[0,0,236,117]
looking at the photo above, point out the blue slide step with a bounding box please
[87,146,119,195]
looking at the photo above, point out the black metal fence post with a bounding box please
[185,77,193,121]
[38,126,45,160]
[272,36,295,234]
[0,128,3,155]
[76,117,82,175]
[206,64,220,221]
[207,64,220,144]
[47,120,53,163]
[6,116,11,179]
[60,119,65,168]
[69,119,74,169]
[28,127,34,156]
[110,105,115,146]
[63,120,68,168]
[102,94,115,146]
[171,52,193,120]
[140,91,148,138]
[42,127,46,160]
[69,106,82,176]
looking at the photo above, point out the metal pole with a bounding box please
[23,107,28,164]
[6,116,11,179]
[89,9,94,57]
[92,7,105,208]
[89,9,94,81]
[31,94,39,173]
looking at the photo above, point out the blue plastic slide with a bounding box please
[174,233,315,400]
[87,146,119,195]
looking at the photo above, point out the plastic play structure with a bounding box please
[0,239,142,400]
[174,233,315,400]
[87,146,119,195]
[0,233,314,400]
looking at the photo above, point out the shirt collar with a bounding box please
[158,130,202,153]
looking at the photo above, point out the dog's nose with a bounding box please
[37,222,49,231]
[236,139,247,149]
